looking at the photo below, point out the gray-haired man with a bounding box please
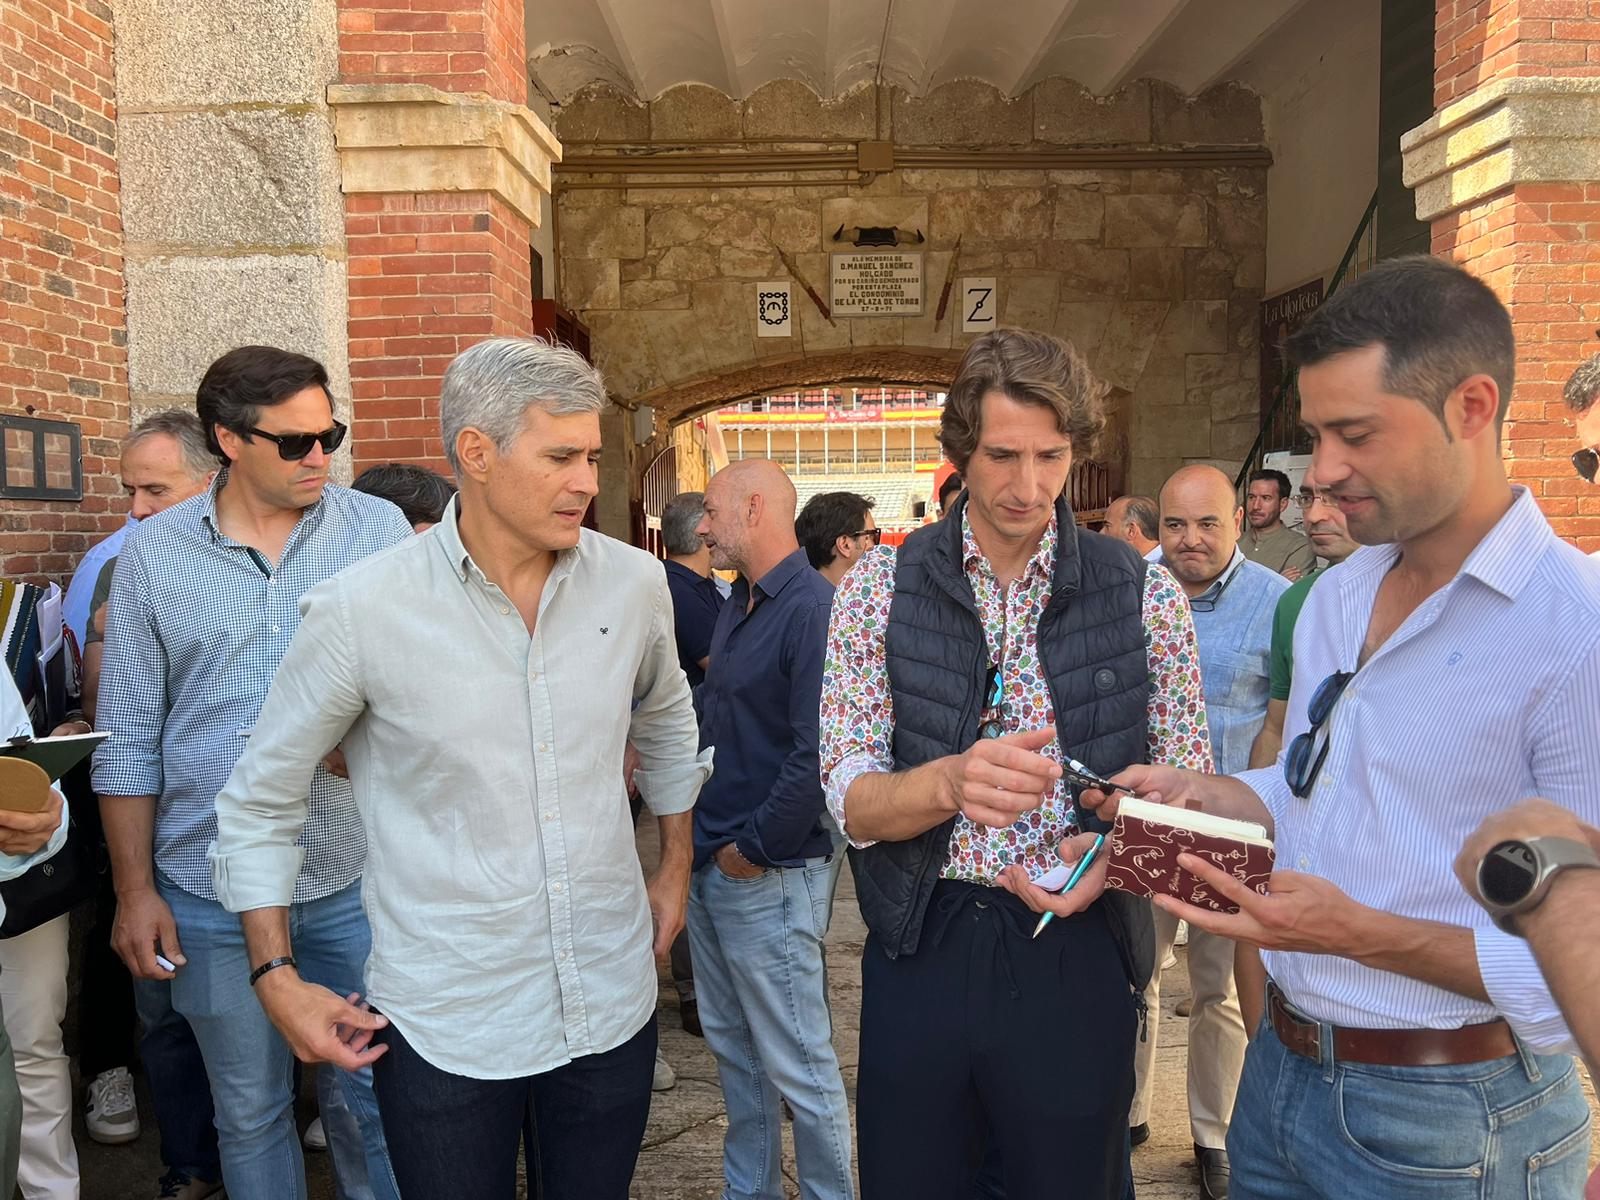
[208,337,711,1199]
[660,490,725,692]
[60,410,221,1200]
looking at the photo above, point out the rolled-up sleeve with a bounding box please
[91,537,167,798]
[209,577,367,912]
[630,570,712,817]
[819,548,897,848]
[1486,636,1600,1050]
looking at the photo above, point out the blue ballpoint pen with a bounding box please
[1031,833,1105,939]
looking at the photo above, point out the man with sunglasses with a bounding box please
[1080,256,1600,1200]
[796,490,879,588]
[1135,465,1287,1199]
[94,345,412,1200]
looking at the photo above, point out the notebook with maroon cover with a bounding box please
[1104,797,1274,915]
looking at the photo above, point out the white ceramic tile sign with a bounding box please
[961,278,999,333]
[755,281,793,337]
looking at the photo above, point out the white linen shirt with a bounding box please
[1238,488,1600,1052]
[210,499,711,1079]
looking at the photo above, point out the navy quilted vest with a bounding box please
[849,496,1155,993]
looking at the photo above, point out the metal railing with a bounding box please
[1234,189,1380,490]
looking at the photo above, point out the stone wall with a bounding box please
[0,0,127,580]
[115,0,350,466]
[553,78,1269,498]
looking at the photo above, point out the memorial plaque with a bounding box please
[830,251,924,317]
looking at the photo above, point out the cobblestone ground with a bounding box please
[76,822,1598,1199]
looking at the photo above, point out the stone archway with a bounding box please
[637,346,967,425]
[604,344,1128,542]
[604,346,963,541]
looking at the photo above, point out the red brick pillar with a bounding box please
[334,0,546,473]
[0,0,129,581]
[1405,1,1600,551]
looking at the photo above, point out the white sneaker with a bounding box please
[86,1067,140,1145]
[652,1048,676,1092]
[303,1116,327,1151]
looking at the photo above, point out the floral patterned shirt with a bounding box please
[820,512,1212,885]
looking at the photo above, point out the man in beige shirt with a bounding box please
[1239,468,1315,580]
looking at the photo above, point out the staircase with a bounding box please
[1235,189,1380,490]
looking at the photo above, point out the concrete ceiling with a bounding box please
[526,0,1318,105]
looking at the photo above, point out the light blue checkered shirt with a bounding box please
[91,472,412,903]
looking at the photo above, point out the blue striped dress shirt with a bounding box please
[91,473,413,903]
[1237,488,1600,1051]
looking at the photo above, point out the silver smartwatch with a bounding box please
[1476,835,1600,935]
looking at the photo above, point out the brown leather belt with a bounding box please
[1267,983,1517,1067]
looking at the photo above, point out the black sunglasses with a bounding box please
[977,664,1008,740]
[244,420,348,462]
[851,528,883,545]
[1283,670,1355,799]
[1574,446,1598,484]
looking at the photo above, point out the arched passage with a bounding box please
[636,347,967,425]
[609,346,1127,546]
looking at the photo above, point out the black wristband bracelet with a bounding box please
[249,956,298,987]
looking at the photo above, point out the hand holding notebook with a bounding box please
[1103,796,1275,915]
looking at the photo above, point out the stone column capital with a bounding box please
[1401,77,1600,222]
[326,83,562,227]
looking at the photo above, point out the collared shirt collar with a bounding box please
[435,493,475,582]
[196,469,232,542]
[197,467,326,547]
[434,492,583,588]
[1338,486,1548,602]
[1191,547,1247,607]
[960,510,1058,585]
[664,558,715,588]
[742,547,813,606]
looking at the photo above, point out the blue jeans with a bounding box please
[371,1016,655,1199]
[1228,1014,1591,1199]
[317,1063,378,1200]
[131,977,220,1181]
[159,875,399,1200]
[687,858,854,1200]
